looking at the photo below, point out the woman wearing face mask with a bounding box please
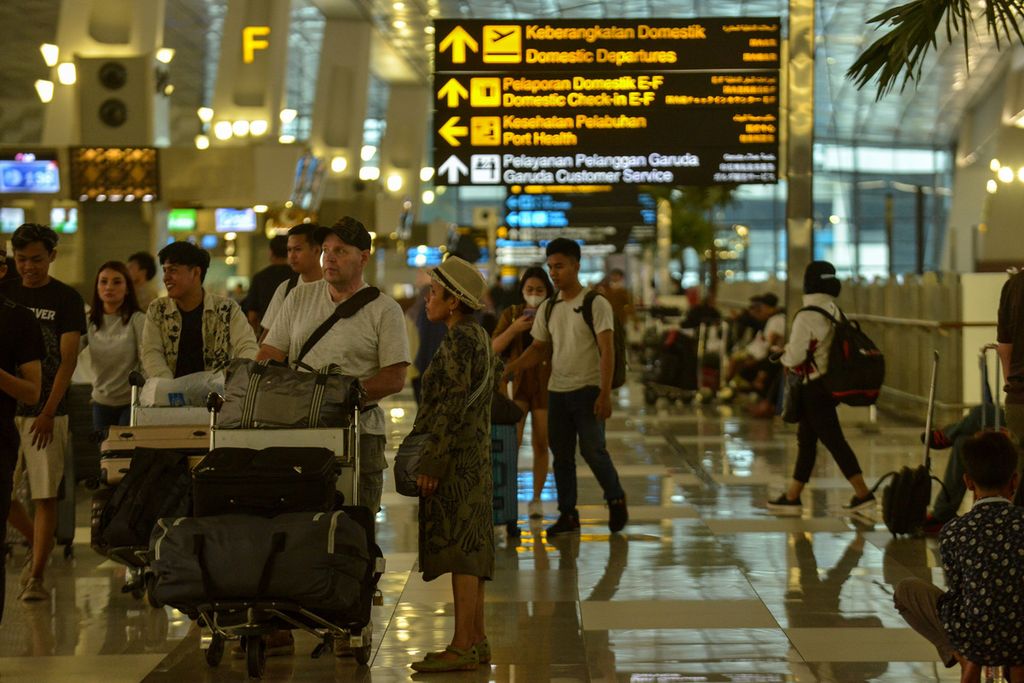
[492,267,555,521]
[84,261,145,435]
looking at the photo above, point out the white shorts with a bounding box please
[14,415,68,500]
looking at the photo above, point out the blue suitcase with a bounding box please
[491,424,518,526]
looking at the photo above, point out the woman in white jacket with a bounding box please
[767,261,874,514]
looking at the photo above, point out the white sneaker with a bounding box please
[528,500,544,519]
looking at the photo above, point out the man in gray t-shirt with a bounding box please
[259,217,410,514]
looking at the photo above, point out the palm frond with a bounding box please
[847,0,1024,101]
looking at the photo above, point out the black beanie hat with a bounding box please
[804,260,841,297]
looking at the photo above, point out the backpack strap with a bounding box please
[798,305,840,325]
[284,273,300,296]
[581,291,600,339]
[296,286,381,364]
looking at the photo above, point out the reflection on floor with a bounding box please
[1,382,961,682]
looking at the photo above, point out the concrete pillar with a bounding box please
[309,20,372,181]
[210,0,291,144]
[43,0,167,147]
[377,84,430,237]
[785,0,815,313]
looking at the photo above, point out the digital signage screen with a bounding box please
[0,152,60,194]
[168,208,198,232]
[215,208,257,233]
[0,207,25,233]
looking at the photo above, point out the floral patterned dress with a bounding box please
[414,319,496,582]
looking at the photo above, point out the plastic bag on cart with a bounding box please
[217,359,362,429]
[140,371,225,407]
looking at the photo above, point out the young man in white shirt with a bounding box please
[258,223,323,341]
[259,217,410,515]
[503,238,628,537]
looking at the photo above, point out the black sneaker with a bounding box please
[546,512,580,537]
[843,492,877,512]
[608,496,628,533]
[766,493,803,514]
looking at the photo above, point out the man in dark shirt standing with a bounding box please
[894,432,1024,679]
[0,223,86,602]
[0,296,43,619]
[998,270,1024,452]
[243,235,292,332]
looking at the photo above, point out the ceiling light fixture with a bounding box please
[155,48,176,64]
[213,121,233,140]
[999,166,1015,183]
[56,62,76,85]
[987,179,998,194]
[253,204,269,213]
[393,19,407,29]
[39,43,59,67]
[386,173,403,192]
[279,108,298,124]
[359,166,380,181]
[34,79,54,103]
[422,190,435,204]
[194,134,210,150]
[232,120,250,137]
[331,156,348,173]
[361,145,377,161]
[420,167,434,182]
[250,119,269,136]
[198,107,214,123]
[278,134,296,144]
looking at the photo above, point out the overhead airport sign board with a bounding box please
[433,18,780,187]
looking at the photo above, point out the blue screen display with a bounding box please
[0,160,60,194]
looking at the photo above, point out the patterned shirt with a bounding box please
[939,499,1024,665]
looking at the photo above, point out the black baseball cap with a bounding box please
[317,216,372,251]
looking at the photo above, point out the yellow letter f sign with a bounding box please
[243,26,270,64]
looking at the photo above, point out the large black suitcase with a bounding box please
[148,510,371,614]
[192,447,338,517]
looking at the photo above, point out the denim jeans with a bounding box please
[92,403,131,437]
[548,386,625,516]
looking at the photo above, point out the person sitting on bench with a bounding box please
[894,431,1024,682]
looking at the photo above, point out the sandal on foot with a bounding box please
[425,638,490,664]
[412,645,479,672]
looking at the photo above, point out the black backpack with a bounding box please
[98,450,193,549]
[544,291,627,389]
[800,305,885,406]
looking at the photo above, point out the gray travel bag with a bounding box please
[149,510,370,612]
[216,359,363,429]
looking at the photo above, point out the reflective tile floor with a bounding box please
[0,382,963,682]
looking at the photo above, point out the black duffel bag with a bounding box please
[192,447,338,517]
[149,510,370,613]
[98,449,192,550]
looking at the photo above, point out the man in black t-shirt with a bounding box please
[0,296,43,620]
[243,235,292,331]
[0,224,86,602]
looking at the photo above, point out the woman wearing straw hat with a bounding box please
[411,256,499,673]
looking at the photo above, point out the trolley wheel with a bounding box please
[353,642,371,666]
[143,585,162,609]
[246,635,266,679]
[644,387,658,405]
[205,633,224,667]
[130,585,145,601]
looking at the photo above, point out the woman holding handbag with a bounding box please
[407,256,499,673]
[766,261,873,515]
[491,267,554,520]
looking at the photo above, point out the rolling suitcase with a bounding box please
[192,447,339,517]
[491,424,519,526]
[100,424,210,486]
[872,350,947,536]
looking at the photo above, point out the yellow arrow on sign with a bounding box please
[439,25,478,64]
[438,116,468,147]
[437,78,469,107]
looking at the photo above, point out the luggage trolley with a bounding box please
[196,390,385,675]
